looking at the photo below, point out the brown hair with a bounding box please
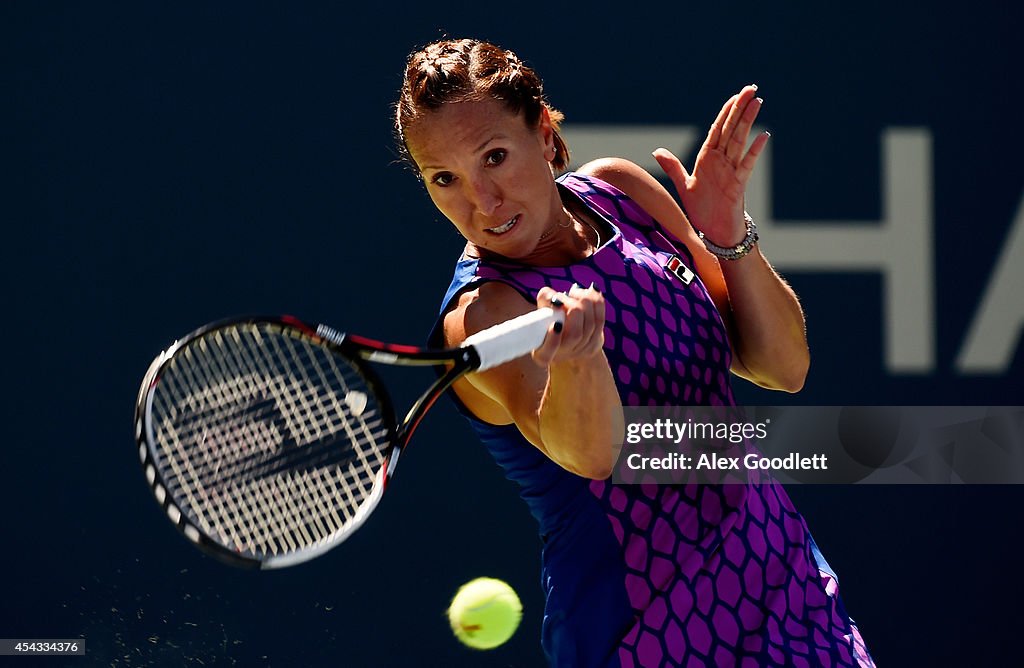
[395,38,570,173]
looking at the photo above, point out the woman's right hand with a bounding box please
[445,280,621,479]
[532,284,606,367]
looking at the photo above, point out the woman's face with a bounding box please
[404,98,562,259]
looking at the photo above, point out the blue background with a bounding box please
[3,1,1021,665]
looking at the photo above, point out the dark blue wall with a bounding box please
[3,2,1021,665]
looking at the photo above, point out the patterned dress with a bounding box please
[430,173,875,667]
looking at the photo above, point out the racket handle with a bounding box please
[462,306,565,371]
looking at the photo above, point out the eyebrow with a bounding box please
[475,134,506,153]
[419,134,508,171]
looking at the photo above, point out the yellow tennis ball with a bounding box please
[447,577,522,650]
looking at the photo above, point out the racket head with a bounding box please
[135,316,397,569]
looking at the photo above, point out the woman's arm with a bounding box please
[442,281,624,479]
[579,87,809,392]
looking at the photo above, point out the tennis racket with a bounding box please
[134,308,561,569]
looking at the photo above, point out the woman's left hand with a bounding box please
[653,84,768,247]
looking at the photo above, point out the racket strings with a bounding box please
[160,339,380,551]
[147,323,390,559]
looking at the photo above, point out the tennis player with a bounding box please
[396,38,875,667]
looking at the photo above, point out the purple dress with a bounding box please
[431,173,875,667]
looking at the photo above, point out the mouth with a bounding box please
[485,215,520,236]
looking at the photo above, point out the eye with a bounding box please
[485,149,507,166]
[430,172,455,187]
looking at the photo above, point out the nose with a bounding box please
[467,174,502,217]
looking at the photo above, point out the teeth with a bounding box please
[488,216,517,234]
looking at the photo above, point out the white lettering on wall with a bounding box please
[747,129,934,373]
[956,193,1024,373]
[563,125,1018,375]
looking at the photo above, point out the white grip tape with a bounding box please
[462,307,564,371]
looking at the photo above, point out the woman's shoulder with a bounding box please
[573,158,678,213]
[441,280,535,348]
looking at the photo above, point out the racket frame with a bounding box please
[134,315,478,568]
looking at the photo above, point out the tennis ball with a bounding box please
[447,577,522,650]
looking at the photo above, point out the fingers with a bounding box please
[530,322,562,367]
[652,147,690,191]
[735,130,770,187]
[704,85,764,165]
[706,94,738,151]
[532,284,605,366]
[556,284,604,356]
[719,85,761,163]
[532,287,565,366]
[580,287,607,352]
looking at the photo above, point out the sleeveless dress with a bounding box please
[429,173,875,667]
